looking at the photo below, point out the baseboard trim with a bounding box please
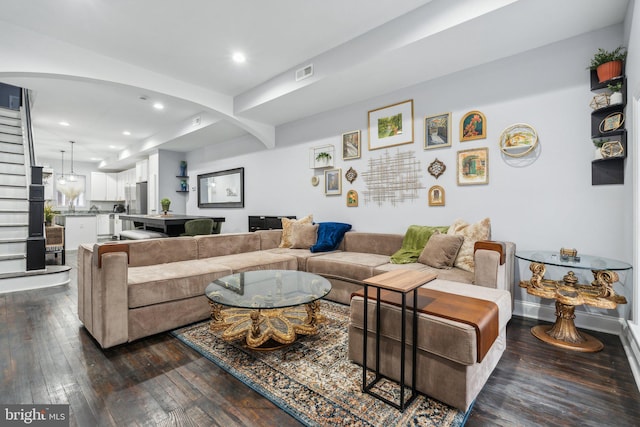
[621,323,640,392]
[514,300,625,335]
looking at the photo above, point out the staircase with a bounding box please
[0,106,28,273]
[0,96,70,294]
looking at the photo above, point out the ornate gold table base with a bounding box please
[520,262,627,353]
[208,300,325,350]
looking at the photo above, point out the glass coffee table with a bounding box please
[205,270,332,349]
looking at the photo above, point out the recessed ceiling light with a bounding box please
[232,52,246,63]
[122,130,131,136]
[59,121,70,126]
[109,145,122,149]
[90,157,102,161]
[153,102,164,110]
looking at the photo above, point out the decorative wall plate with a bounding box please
[311,176,319,186]
[499,123,538,158]
[345,167,358,183]
[427,158,446,179]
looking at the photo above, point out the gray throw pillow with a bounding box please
[290,223,319,249]
[418,233,464,269]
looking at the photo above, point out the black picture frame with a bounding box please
[197,167,244,208]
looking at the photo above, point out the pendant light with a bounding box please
[57,150,66,185]
[67,141,77,182]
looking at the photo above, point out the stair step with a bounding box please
[0,163,26,175]
[0,212,29,224]
[0,257,26,274]
[0,253,25,261]
[0,133,23,144]
[0,124,22,136]
[0,223,29,227]
[0,175,26,186]
[0,187,27,199]
[0,116,20,128]
[0,142,24,155]
[0,152,24,164]
[0,226,27,239]
[0,241,25,256]
[0,265,71,293]
[0,200,29,210]
[0,107,20,119]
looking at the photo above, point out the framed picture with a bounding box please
[460,110,486,141]
[499,123,538,158]
[346,189,358,207]
[457,148,488,185]
[599,112,624,133]
[428,185,445,206]
[368,99,414,150]
[424,112,451,149]
[342,130,361,160]
[197,167,244,208]
[325,168,342,195]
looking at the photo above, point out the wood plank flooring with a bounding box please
[0,252,638,426]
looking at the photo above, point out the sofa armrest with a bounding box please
[82,244,130,348]
[473,241,516,294]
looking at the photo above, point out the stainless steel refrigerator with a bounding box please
[134,182,148,214]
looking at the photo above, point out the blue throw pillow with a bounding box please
[310,222,352,252]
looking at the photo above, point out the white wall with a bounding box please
[185,25,632,324]
[157,150,187,215]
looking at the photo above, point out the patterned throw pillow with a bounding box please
[446,218,491,272]
[279,215,313,248]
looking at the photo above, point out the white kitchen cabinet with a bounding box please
[96,214,110,236]
[116,170,127,200]
[90,172,107,200]
[113,214,123,237]
[136,159,148,183]
[106,173,118,200]
[56,215,97,250]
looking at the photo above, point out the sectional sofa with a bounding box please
[77,226,514,411]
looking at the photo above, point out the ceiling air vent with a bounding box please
[295,64,313,82]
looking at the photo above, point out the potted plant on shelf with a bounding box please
[608,82,623,105]
[179,161,187,177]
[160,198,171,215]
[43,202,58,226]
[588,46,627,83]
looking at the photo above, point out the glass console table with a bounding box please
[516,250,631,352]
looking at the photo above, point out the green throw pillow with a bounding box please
[390,225,449,264]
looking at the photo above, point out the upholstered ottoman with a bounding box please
[348,279,512,411]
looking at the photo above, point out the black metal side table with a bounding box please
[361,270,436,411]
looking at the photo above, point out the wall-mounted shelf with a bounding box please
[309,145,335,169]
[590,70,626,185]
[177,162,189,191]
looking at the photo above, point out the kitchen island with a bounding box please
[118,214,225,237]
[55,213,98,251]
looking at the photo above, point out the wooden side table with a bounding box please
[517,250,631,352]
[361,270,436,410]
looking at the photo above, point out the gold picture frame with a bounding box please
[460,110,486,141]
[599,112,624,133]
[346,190,358,207]
[368,100,414,150]
[342,130,361,160]
[457,147,489,185]
[428,185,445,206]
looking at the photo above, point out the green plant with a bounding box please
[43,202,59,224]
[592,138,607,148]
[315,152,332,162]
[587,46,627,70]
[160,198,171,212]
[607,82,623,93]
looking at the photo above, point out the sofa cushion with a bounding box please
[447,218,491,272]
[306,251,389,281]
[279,215,313,248]
[310,222,352,252]
[127,237,198,267]
[195,233,261,258]
[290,223,318,249]
[350,278,511,366]
[128,259,232,308]
[418,233,464,269]
[343,232,403,256]
[208,251,297,272]
[263,248,337,271]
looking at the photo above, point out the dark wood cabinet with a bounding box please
[590,71,626,185]
[248,215,296,232]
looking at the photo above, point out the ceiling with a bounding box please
[0,0,630,170]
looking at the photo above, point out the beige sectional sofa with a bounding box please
[77,228,514,411]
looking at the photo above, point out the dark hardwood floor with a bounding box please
[1,252,639,426]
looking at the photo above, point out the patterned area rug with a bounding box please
[172,300,469,427]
